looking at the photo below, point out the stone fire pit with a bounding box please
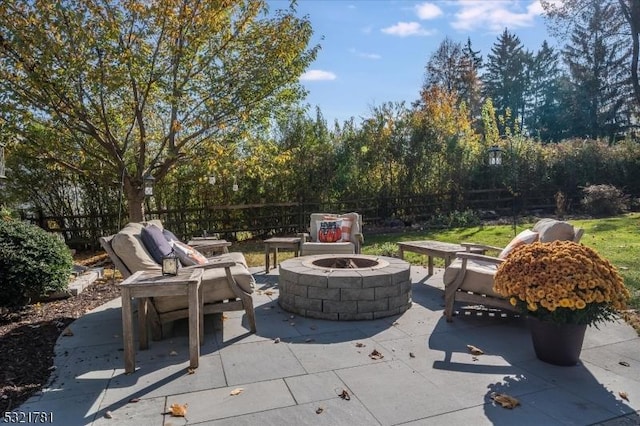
[278,254,412,320]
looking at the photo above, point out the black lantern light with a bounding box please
[143,174,155,196]
[162,250,179,276]
[487,145,503,166]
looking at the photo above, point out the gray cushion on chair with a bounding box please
[141,224,173,263]
[111,222,161,273]
[532,219,576,242]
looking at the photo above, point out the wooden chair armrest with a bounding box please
[354,233,364,243]
[455,252,505,264]
[460,242,503,252]
[183,259,236,270]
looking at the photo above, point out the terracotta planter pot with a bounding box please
[528,317,587,366]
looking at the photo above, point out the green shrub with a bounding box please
[581,184,629,216]
[0,219,73,306]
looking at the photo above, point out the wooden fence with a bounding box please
[23,188,563,250]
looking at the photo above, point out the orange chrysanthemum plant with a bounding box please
[493,241,630,326]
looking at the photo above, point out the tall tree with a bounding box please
[527,41,565,141]
[562,1,631,139]
[542,0,640,115]
[0,0,318,221]
[422,37,464,93]
[483,29,530,134]
[459,37,484,124]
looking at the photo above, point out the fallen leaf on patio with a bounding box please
[409,352,415,358]
[129,398,140,403]
[619,391,629,401]
[167,403,188,417]
[338,389,351,400]
[472,356,479,362]
[290,315,295,319]
[169,350,178,356]
[305,338,315,343]
[187,368,195,375]
[230,388,244,396]
[104,411,113,419]
[290,322,295,326]
[62,327,74,336]
[310,325,317,330]
[265,290,274,296]
[619,361,630,367]
[491,392,520,409]
[467,345,484,355]
[355,342,366,348]
[369,349,384,360]
[392,321,399,326]
[316,407,324,414]
[222,314,228,321]
[256,290,263,295]
[274,337,281,343]
[263,306,274,310]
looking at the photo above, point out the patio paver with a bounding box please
[13,266,640,425]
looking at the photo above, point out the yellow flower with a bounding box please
[493,240,629,325]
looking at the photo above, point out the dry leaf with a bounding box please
[274,337,281,343]
[619,361,630,367]
[265,290,274,296]
[316,407,324,414]
[467,345,484,356]
[62,327,74,336]
[187,368,195,375]
[369,349,384,360]
[290,322,295,326]
[491,392,520,409]
[305,338,315,343]
[310,325,317,330]
[355,342,366,348]
[619,391,629,401]
[409,352,416,358]
[129,398,140,403]
[221,314,228,321]
[230,388,244,396]
[169,350,178,356]
[339,389,351,400]
[168,403,188,417]
[104,411,113,419]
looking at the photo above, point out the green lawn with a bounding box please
[235,213,640,309]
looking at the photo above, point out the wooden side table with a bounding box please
[120,268,203,374]
[187,238,231,256]
[264,237,301,272]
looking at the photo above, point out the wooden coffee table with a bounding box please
[120,268,203,373]
[397,240,485,275]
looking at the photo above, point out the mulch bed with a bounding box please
[0,253,121,414]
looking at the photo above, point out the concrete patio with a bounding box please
[16,266,640,425]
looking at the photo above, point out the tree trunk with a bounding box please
[124,178,146,223]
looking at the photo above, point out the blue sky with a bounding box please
[269,0,559,125]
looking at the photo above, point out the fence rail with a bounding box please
[23,188,562,250]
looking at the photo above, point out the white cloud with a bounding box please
[381,21,435,37]
[415,2,443,20]
[451,0,543,33]
[349,48,381,60]
[300,70,337,81]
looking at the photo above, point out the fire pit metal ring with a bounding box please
[278,254,412,321]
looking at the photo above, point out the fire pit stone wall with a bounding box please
[278,254,412,320]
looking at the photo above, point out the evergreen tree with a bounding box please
[527,41,565,141]
[483,29,530,135]
[563,1,632,140]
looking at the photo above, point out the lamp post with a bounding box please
[0,143,6,190]
[488,143,517,236]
